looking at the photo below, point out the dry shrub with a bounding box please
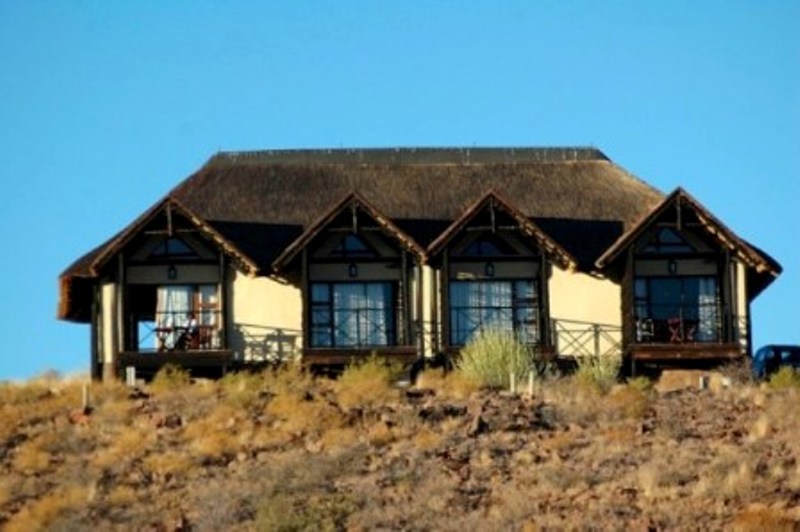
[693,446,756,499]
[456,329,533,389]
[254,450,362,531]
[183,403,246,460]
[319,426,360,450]
[410,426,445,452]
[218,370,265,410]
[94,426,156,470]
[142,450,194,480]
[264,388,343,443]
[603,384,651,420]
[12,443,51,476]
[334,356,400,410]
[105,485,138,507]
[768,367,800,390]
[573,355,620,394]
[4,485,88,532]
[732,505,797,532]
[365,421,395,447]
[416,368,479,400]
[150,363,192,393]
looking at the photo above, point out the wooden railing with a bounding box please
[551,318,622,358]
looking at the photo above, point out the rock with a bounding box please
[467,414,489,437]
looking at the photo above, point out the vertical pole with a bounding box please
[301,248,309,352]
[218,254,227,349]
[116,253,126,379]
[538,253,550,347]
[722,250,732,343]
[401,250,410,346]
[90,283,100,381]
[441,249,450,354]
[416,261,425,358]
[593,324,601,358]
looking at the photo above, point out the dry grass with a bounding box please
[333,356,401,410]
[0,365,798,530]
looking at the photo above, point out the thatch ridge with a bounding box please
[207,146,610,167]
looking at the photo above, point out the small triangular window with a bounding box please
[643,228,694,254]
[330,234,376,258]
[461,234,516,257]
[149,237,199,260]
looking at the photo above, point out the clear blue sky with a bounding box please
[1,1,797,380]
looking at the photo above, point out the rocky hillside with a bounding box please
[0,364,798,530]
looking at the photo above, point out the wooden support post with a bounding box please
[301,248,309,351]
[218,254,227,349]
[90,283,100,381]
[538,254,551,347]
[416,261,424,358]
[401,250,410,346]
[441,249,450,351]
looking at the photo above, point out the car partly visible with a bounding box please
[752,344,800,379]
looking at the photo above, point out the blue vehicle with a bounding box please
[752,345,800,379]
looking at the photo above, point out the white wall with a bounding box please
[227,270,302,362]
[548,266,622,358]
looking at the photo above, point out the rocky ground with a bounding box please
[0,367,798,530]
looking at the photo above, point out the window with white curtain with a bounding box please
[154,284,219,349]
[310,282,396,347]
[449,280,539,346]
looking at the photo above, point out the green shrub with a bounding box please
[574,355,621,394]
[455,329,534,389]
[767,366,800,390]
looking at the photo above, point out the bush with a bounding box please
[334,356,400,410]
[455,329,534,389]
[767,367,800,390]
[150,364,192,392]
[574,355,621,394]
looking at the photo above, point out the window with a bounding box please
[148,237,199,260]
[642,228,694,254]
[459,234,516,257]
[310,282,396,347]
[132,284,220,350]
[449,280,539,346]
[634,276,719,342]
[330,234,376,258]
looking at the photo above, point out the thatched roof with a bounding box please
[58,147,780,321]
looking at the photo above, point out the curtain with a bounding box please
[332,283,392,347]
[155,285,192,349]
[450,281,536,345]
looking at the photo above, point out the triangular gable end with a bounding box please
[89,197,259,276]
[596,187,779,277]
[272,192,426,272]
[427,190,577,270]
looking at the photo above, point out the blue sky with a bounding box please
[0,1,797,380]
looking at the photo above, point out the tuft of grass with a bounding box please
[767,367,800,390]
[4,486,88,532]
[150,363,192,393]
[416,369,479,400]
[573,355,621,394]
[455,329,534,389]
[334,356,400,411]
